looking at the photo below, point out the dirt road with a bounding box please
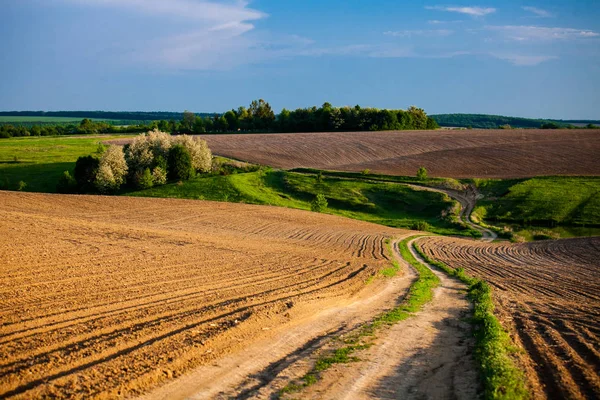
[298,238,479,400]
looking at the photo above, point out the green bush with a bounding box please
[311,193,328,212]
[74,155,100,192]
[17,181,27,191]
[57,171,77,194]
[136,168,154,189]
[411,220,430,231]
[168,145,194,181]
[417,166,428,180]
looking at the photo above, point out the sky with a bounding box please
[1,0,599,119]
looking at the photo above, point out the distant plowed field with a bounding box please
[197,129,600,178]
[416,236,600,399]
[0,192,401,399]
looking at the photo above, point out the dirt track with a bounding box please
[0,191,405,399]
[298,238,479,400]
[417,236,600,399]
[194,129,600,178]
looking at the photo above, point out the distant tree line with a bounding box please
[0,100,439,138]
[431,113,600,129]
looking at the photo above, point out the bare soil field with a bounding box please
[194,129,600,178]
[416,236,600,399]
[0,191,404,399]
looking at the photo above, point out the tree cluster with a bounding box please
[60,130,212,194]
[182,102,438,133]
[2,100,439,138]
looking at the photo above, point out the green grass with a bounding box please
[129,170,476,236]
[0,135,134,192]
[473,177,600,227]
[413,243,529,400]
[279,236,440,398]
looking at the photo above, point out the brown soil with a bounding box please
[191,129,600,178]
[417,236,600,399]
[0,191,405,399]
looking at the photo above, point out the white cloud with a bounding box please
[522,6,553,18]
[491,53,558,66]
[428,19,463,24]
[59,0,270,70]
[384,29,454,37]
[62,0,266,23]
[426,6,496,17]
[486,25,600,41]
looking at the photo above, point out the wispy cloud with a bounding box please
[384,29,454,37]
[426,6,496,17]
[522,6,553,18]
[486,25,600,41]
[63,0,266,24]
[60,0,269,69]
[490,53,558,66]
[428,19,463,24]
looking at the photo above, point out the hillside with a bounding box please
[431,113,600,129]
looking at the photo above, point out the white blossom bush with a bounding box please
[124,130,212,188]
[95,145,128,193]
[172,135,212,173]
[152,166,167,185]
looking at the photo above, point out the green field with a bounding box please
[473,177,600,239]
[0,135,134,192]
[0,116,114,123]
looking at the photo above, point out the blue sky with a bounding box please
[1,0,599,118]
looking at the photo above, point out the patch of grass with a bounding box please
[0,135,134,192]
[279,236,440,398]
[474,177,600,227]
[413,243,529,400]
[130,170,476,237]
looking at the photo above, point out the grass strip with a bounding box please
[279,236,439,398]
[413,241,529,400]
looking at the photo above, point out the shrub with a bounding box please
[96,143,107,154]
[311,194,328,213]
[172,135,212,173]
[74,155,100,192]
[57,171,77,194]
[417,166,428,180]
[95,164,118,193]
[125,129,171,174]
[135,168,154,189]
[168,145,194,181]
[361,169,370,175]
[17,181,27,191]
[95,145,128,193]
[151,167,167,185]
[411,221,430,231]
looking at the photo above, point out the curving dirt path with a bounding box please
[413,183,497,242]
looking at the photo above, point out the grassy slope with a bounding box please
[128,170,473,236]
[473,177,600,227]
[0,135,133,192]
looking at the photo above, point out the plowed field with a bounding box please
[195,129,600,178]
[416,236,600,399]
[0,192,402,399]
